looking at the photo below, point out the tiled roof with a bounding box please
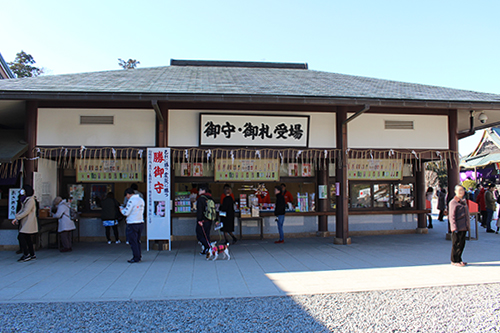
[0,52,15,79]
[0,61,500,104]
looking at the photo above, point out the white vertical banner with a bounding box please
[8,189,21,219]
[147,148,171,251]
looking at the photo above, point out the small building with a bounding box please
[0,52,15,79]
[460,127,500,183]
[1,59,500,247]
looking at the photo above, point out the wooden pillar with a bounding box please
[317,161,329,236]
[24,101,38,187]
[156,102,168,147]
[415,166,427,232]
[335,107,351,245]
[447,109,459,235]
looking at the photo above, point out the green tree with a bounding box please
[8,51,43,78]
[425,161,448,189]
[118,58,140,69]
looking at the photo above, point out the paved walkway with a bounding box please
[1,217,499,303]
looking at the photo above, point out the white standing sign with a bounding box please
[147,148,171,251]
[200,114,309,147]
[8,188,21,219]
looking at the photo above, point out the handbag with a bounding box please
[103,220,117,227]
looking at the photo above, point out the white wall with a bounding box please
[34,158,58,208]
[37,108,156,147]
[347,114,449,149]
[168,110,336,148]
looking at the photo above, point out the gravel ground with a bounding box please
[1,284,499,332]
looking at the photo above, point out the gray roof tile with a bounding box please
[0,64,499,103]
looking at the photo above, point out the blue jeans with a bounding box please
[276,215,285,241]
[486,208,494,231]
[126,223,144,261]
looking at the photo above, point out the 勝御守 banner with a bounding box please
[146,148,171,250]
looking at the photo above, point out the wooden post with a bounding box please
[335,107,351,245]
[447,109,459,236]
[317,161,329,236]
[24,101,38,187]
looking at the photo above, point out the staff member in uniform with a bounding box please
[281,183,294,206]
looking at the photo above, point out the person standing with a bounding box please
[122,183,143,245]
[484,184,496,233]
[274,185,286,244]
[52,196,76,252]
[11,185,38,262]
[281,183,294,206]
[196,185,214,255]
[425,187,434,229]
[255,183,271,205]
[476,184,487,228]
[220,186,237,244]
[121,188,145,263]
[448,185,470,267]
[437,189,447,222]
[101,192,121,244]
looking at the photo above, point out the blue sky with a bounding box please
[1,0,498,154]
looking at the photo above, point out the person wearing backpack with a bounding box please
[196,185,215,255]
[52,196,76,252]
[101,192,121,244]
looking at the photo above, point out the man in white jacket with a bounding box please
[121,188,145,263]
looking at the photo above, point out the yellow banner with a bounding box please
[215,159,279,182]
[76,159,143,182]
[348,159,403,180]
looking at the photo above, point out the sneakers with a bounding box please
[18,255,32,262]
[199,249,208,255]
[127,258,141,263]
[126,241,129,245]
[116,240,121,244]
[274,240,284,244]
[486,229,495,233]
[108,241,112,244]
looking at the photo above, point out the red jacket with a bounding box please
[476,188,486,211]
[283,190,294,204]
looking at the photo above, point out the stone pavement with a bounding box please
[1,216,499,303]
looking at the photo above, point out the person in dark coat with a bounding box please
[220,186,237,244]
[101,192,121,244]
[448,185,470,267]
[437,189,447,221]
[274,185,286,244]
[196,185,214,255]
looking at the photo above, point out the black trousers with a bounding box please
[427,214,433,226]
[481,210,487,226]
[451,231,467,263]
[196,220,212,249]
[105,225,119,241]
[438,210,445,221]
[18,233,35,256]
[126,223,144,261]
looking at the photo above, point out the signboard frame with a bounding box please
[199,113,310,147]
[146,148,172,251]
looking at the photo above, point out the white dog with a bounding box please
[206,242,230,261]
